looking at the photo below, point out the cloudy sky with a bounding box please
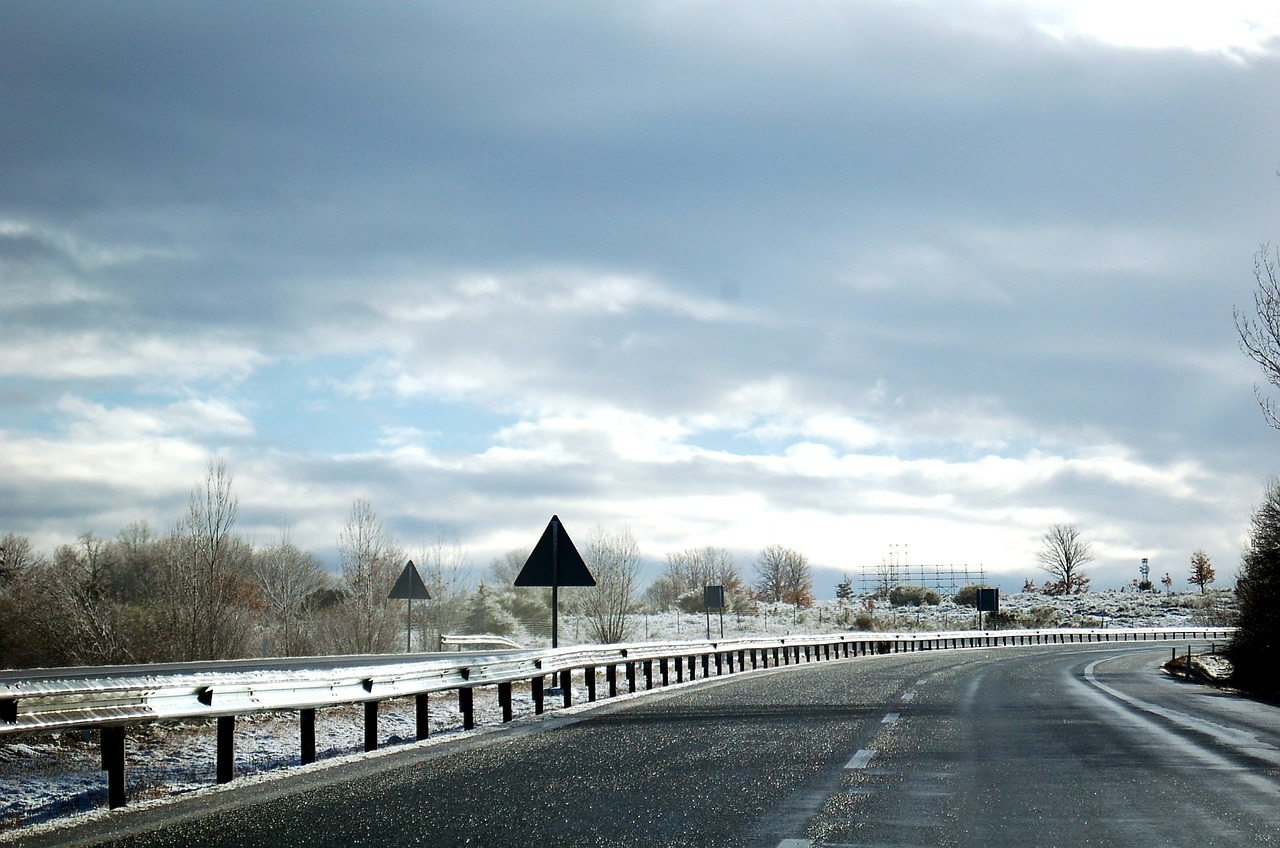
[3,1,1279,595]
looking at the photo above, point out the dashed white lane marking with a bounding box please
[882,712,900,724]
[775,840,811,848]
[901,691,916,702]
[845,748,876,769]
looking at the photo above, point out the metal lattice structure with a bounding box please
[858,561,988,599]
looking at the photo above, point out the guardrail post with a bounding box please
[675,656,684,682]
[644,659,654,689]
[301,708,316,765]
[607,665,618,697]
[660,657,669,687]
[627,661,637,693]
[217,715,236,783]
[499,682,513,722]
[364,701,379,751]
[416,693,430,739]
[533,675,545,713]
[714,652,723,675]
[459,688,474,730]
[560,670,573,707]
[702,653,711,676]
[101,726,127,809]
[586,666,597,701]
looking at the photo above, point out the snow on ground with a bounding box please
[0,590,1236,836]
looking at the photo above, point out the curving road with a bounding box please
[14,642,1279,847]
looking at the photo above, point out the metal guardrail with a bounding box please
[0,626,1233,809]
[439,634,526,651]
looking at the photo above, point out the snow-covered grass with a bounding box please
[575,588,1237,646]
[0,589,1236,836]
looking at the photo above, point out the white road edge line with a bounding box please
[845,748,876,769]
[1083,658,1280,767]
[882,712,900,724]
[1073,657,1280,801]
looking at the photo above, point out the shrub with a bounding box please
[888,585,940,607]
[1018,605,1061,628]
[953,584,987,607]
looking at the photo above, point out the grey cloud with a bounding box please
[1,1,1277,585]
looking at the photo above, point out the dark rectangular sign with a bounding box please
[703,585,725,610]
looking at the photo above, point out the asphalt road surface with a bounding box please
[14,642,1279,847]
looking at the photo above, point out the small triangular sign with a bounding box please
[514,515,596,587]
[388,560,432,600]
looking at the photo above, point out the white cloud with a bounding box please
[1030,0,1280,58]
[381,268,751,326]
[0,330,267,383]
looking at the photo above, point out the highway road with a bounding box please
[13,642,1278,847]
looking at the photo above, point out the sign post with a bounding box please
[514,516,595,648]
[388,560,431,652]
[703,585,725,639]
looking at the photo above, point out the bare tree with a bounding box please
[754,544,787,602]
[0,534,47,666]
[108,521,164,604]
[1188,549,1216,594]
[162,458,258,660]
[1,557,77,667]
[575,525,641,644]
[54,533,132,664]
[754,544,813,606]
[873,556,899,600]
[415,530,472,650]
[333,498,404,654]
[252,531,330,655]
[652,546,745,611]
[1036,523,1094,595]
[784,549,815,608]
[0,532,41,586]
[1235,244,1280,428]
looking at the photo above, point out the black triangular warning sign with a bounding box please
[514,515,595,587]
[388,560,432,600]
